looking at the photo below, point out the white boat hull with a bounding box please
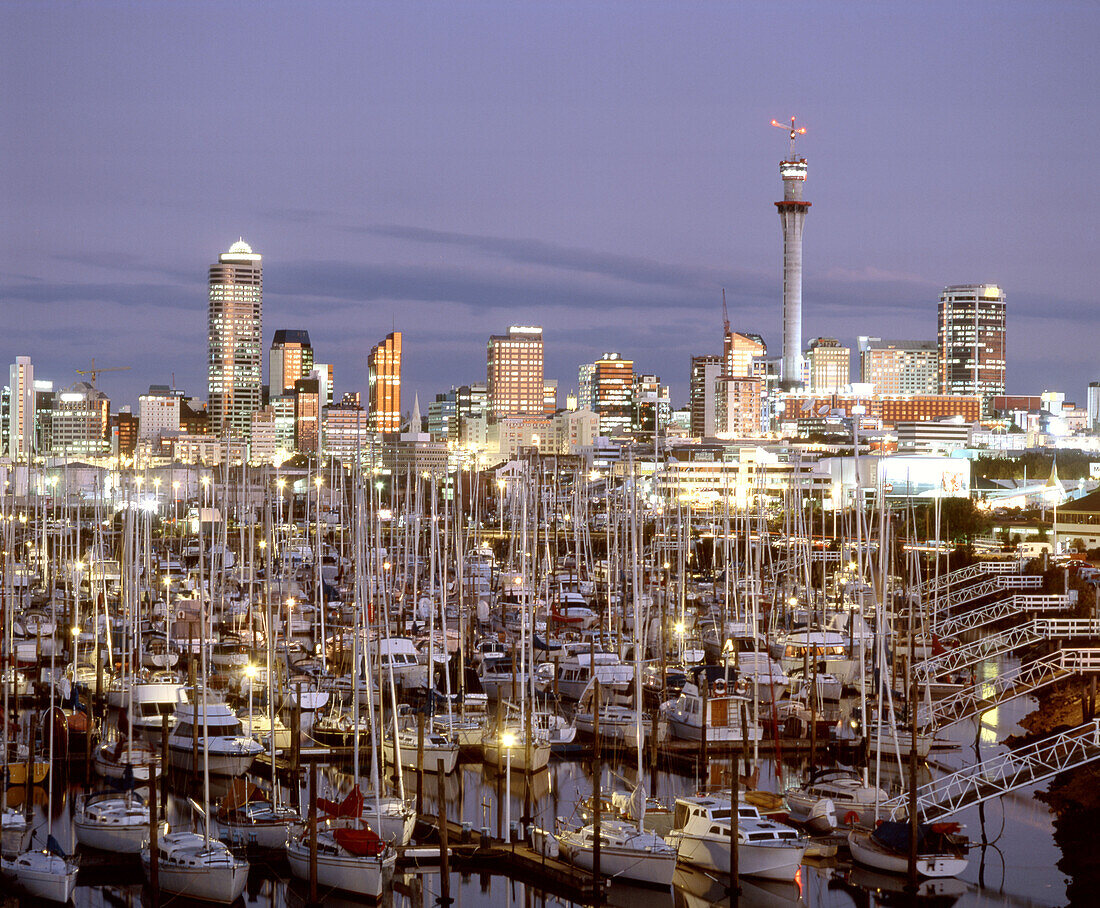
[1,852,79,903]
[847,829,968,878]
[667,832,806,882]
[286,837,395,899]
[559,840,676,887]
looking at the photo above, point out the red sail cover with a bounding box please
[317,788,364,818]
[333,826,385,857]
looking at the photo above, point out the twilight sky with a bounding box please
[2,2,1098,412]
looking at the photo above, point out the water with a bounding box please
[5,681,1082,908]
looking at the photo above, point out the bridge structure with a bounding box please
[912,620,1048,684]
[930,594,1076,639]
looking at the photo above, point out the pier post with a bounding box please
[24,713,35,818]
[160,714,169,810]
[308,759,318,905]
[292,683,302,772]
[438,759,452,905]
[416,711,425,817]
[148,763,159,908]
[189,657,198,776]
[593,677,601,902]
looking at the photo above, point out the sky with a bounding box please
[2,1,1098,413]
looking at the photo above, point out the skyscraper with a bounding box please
[269,330,313,396]
[8,356,34,461]
[689,354,723,438]
[368,331,402,433]
[591,353,633,436]
[208,240,262,439]
[807,337,850,393]
[858,338,939,396]
[938,284,1006,414]
[774,118,810,389]
[487,326,544,418]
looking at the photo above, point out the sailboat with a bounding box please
[75,789,165,854]
[140,510,249,903]
[1,594,79,902]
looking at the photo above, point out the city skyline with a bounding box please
[2,3,1097,409]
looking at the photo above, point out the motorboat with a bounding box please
[166,701,264,776]
[785,767,888,832]
[660,681,763,745]
[664,795,807,882]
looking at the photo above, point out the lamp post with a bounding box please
[501,732,516,843]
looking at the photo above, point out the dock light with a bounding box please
[663,561,670,570]
[514,576,523,585]
[315,477,323,488]
[848,561,857,571]
[287,597,295,609]
[501,732,516,843]
[71,626,80,637]
[788,596,798,607]
[674,621,685,636]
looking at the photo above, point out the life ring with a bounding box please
[844,810,860,826]
[712,678,727,696]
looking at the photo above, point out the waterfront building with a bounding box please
[858,338,939,396]
[807,337,850,393]
[269,330,313,396]
[487,326,544,418]
[779,393,982,428]
[208,240,262,439]
[938,283,1006,414]
[8,355,35,460]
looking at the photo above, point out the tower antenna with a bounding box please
[771,116,807,161]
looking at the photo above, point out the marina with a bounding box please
[0,459,1096,907]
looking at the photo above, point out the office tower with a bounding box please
[322,394,373,465]
[858,337,939,396]
[138,385,185,439]
[1088,382,1100,432]
[774,118,810,388]
[938,283,1006,413]
[311,363,334,408]
[111,410,139,457]
[487,326,544,418]
[807,337,850,393]
[591,353,633,436]
[577,363,595,411]
[367,331,402,433]
[293,377,321,454]
[8,356,34,460]
[725,332,766,379]
[690,355,723,437]
[208,239,262,439]
[269,330,313,395]
[51,382,110,456]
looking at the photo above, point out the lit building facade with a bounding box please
[294,378,321,454]
[138,385,184,439]
[592,353,633,437]
[8,356,34,460]
[269,330,313,396]
[487,326,544,418]
[50,382,110,457]
[368,331,402,433]
[858,338,939,396]
[323,395,376,465]
[938,283,1006,414]
[716,376,763,437]
[807,337,850,393]
[725,332,765,379]
[208,240,262,439]
[689,354,723,438]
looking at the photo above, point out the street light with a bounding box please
[501,732,516,843]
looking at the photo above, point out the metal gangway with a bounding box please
[918,560,1019,598]
[1035,618,1100,639]
[918,648,1100,733]
[930,594,1076,639]
[881,720,1100,822]
[912,620,1047,683]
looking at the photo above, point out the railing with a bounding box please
[912,621,1045,682]
[883,720,1100,822]
[1036,618,1100,639]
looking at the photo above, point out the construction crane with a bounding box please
[76,358,130,388]
[771,116,806,160]
[721,287,730,336]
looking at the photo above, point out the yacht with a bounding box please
[141,831,249,903]
[166,701,264,776]
[664,795,807,882]
[535,643,633,701]
[785,767,888,832]
[75,790,165,853]
[660,681,763,744]
[286,822,396,899]
[848,819,969,878]
[1,849,79,903]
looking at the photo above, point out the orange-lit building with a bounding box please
[368,331,402,434]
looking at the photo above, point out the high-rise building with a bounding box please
[858,338,939,396]
[51,382,110,457]
[1087,382,1100,432]
[323,394,374,466]
[543,380,558,416]
[592,353,633,437]
[632,373,670,435]
[8,356,34,461]
[689,355,723,438]
[293,377,321,454]
[487,326,544,418]
[312,363,335,407]
[938,284,1006,414]
[208,240,262,439]
[774,118,810,388]
[367,331,402,433]
[716,376,763,437]
[269,330,313,395]
[807,338,850,393]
